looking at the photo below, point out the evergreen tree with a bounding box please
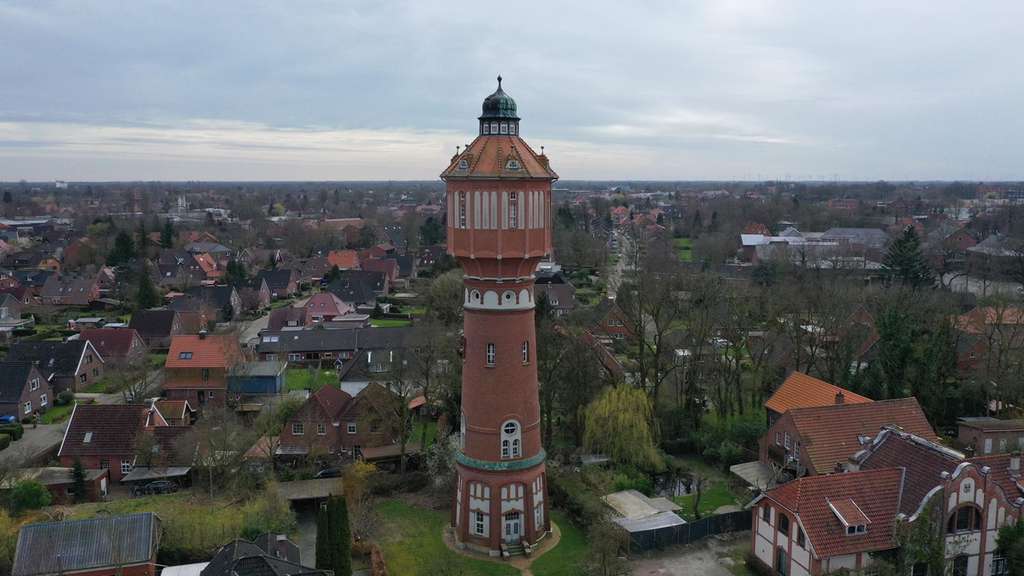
[135,270,160,309]
[160,219,175,248]
[883,226,934,288]
[315,495,352,576]
[71,459,87,503]
[225,259,248,287]
[2,190,11,204]
[107,230,136,266]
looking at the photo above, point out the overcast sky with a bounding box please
[1,1,1021,181]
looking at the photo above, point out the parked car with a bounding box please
[0,415,17,425]
[314,467,343,479]
[133,480,178,496]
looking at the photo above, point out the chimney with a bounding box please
[835,390,845,405]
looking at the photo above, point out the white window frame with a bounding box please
[509,192,519,229]
[347,422,357,434]
[784,432,791,450]
[501,420,522,459]
[39,394,47,407]
[317,422,327,436]
[522,341,530,364]
[486,343,496,367]
[473,511,486,536]
[23,401,31,415]
[121,459,133,475]
[292,422,304,436]
[29,378,39,391]
[459,192,467,228]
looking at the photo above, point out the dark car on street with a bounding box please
[132,480,179,496]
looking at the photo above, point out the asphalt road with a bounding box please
[0,423,65,467]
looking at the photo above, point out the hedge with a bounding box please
[0,424,23,441]
[0,433,10,451]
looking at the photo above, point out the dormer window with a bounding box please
[828,497,870,537]
[178,352,193,360]
[458,158,469,170]
[506,159,521,171]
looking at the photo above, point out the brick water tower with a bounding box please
[442,76,556,555]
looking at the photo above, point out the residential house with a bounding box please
[267,306,307,331]
[39,274,100,306]
[154,399,196,426]
[591,298,632,342]
[278,385,353,458]
[760,397,936,479]
[181,285,242,322]
[256,326,421,365]
[301,292,355,325]
[197,536,328,576]
[255,268,299,299]
[77,328,147,366]
[8,339,104,393]
[329,269,388,299]
[58,404,168,482]
[956,417,1024,456]
[184,241,232,256]
[163,332,245,408]
[0,362,50,421]
[534,267,576,317]
[239,277,271,312]
[764,371,871,427]
[0,293,32,339]
[11,269,53,299]
[12,513,161,576]
[326,249,360,270]
[954,306,1024,371]
[130,309,186,349]
[362,257,400,285]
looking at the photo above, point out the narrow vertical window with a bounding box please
[509,192,518,229]
[486,343,496,367]
[501,420,521,459]
[522,341,529,364]
[458,192,467,229]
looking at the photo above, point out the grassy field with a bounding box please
[410,420,438,448]
[285,368,338,392]
[673,237,694,262]
[672,483,740,521]
[531,511,588,576]
[376,499,519,576]
[371,318,413,328]
[149,353,168,369]
[407,306,427,317]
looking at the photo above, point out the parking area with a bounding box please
[630,532,751,576]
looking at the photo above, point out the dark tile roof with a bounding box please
[8,340,91,379]
[326,270,384,304]
[257,326,421,354]
[13,512,159,576]
[184,285,237,309]
[201,538,328,576]
[129,309,178,339]
[256,269,297,292]
[78,328,143,359]
[58,404,150,458]
[0,362,38,404]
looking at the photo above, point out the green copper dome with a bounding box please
[479,75,519,120]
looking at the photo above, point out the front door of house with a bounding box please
[503,511,522,543]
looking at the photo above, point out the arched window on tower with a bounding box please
[501,420,522,459]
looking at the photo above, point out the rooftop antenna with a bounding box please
[541,146,545,155]
[497,74,502,88]
[456,146,460,155]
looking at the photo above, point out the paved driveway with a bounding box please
[0,423,66,466]
[630,532,749,576]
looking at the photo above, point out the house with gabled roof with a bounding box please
[130,308,187,349]
[255,268,299,299]
[58,404,169,482]
[0,361,50,421]
[163,332,244,408]
[77,327,147,367]
[8,339,104,393]
[760,397,936,479]
[764,371,872,427]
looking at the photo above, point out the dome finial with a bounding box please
[497,74,502,88]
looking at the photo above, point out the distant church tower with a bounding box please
[442,77,557,555]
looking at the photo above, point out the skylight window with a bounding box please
[178,352,193,360]
[83,432,93,443]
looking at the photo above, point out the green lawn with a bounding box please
[407,306,427,317]
[673,237,694,262]
[82,380,107,394]
[371,318,413,328]
[410,420,438,448]
[148,353,168,369]
[672,482,740,521]
[376,499,519,576]
[285,368,338,392]
[41,401,77,424]
[531,511,588,576]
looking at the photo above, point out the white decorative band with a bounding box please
[464,287,534,311]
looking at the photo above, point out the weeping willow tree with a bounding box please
[584,385,663,470]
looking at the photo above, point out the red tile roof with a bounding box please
[765,372,872,415]
[311,385,352,420]
[165,333,243,369]
[968,454,1024,503]
[154,399,192,421]
[789,398,936,474]
[858,428,962,516]
[326,250,360,270]
[441,135,558,180]
[956,306,1024,334]
[827,497,870,527]
[764,468,904,558]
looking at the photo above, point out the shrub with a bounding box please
[367,471,428,496]
[0,434,9,451]
[745,551,775,576]
[9,480,51,514]
[0,424,23,441]
[548,469,606,528]
[56,391,75,406]
[611,466,654,495]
